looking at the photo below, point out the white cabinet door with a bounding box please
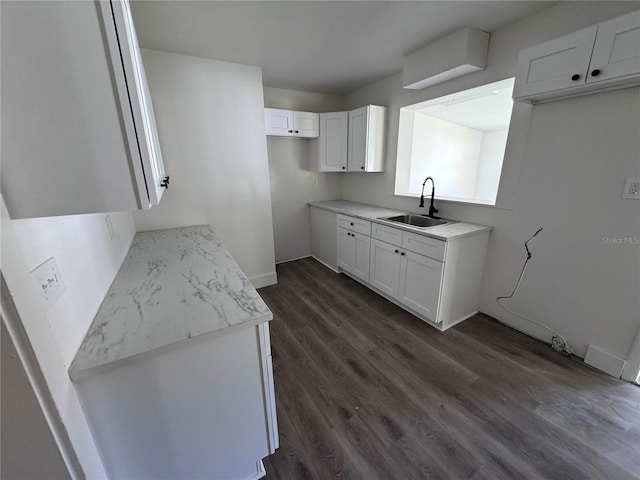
[337,227,354,272]
[257,322,278,453]
[348,106,369,171]
[265,108,294,135]
[398,251,444,322]
[369,239,402,298]
[318,112,348,171]
[588,11,640,84]
[293,111,320,137]
[265,109,319,137]
[513,26,597,99]
[347,105,386,172]
[337,228,370,282]
[1,0,165,218]
[352,233,371,283]
[110,0,166,207]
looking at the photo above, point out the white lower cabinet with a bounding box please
[398,251,444,320]
[337,213,490,330]
[370,239,444,321]
[369,239,402,298]
[74,323,276,480]
[337,227,370,283]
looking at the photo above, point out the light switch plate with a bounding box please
[32,257,65,309]
[623,177,640,199]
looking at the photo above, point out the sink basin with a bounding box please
[380,214,451,228]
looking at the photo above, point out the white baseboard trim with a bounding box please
[310,255,340,274]
[621,325,640,383]
[249,272,278,289]
[584,345,626,378]
[276,255,312,264]
[244,460,266,480]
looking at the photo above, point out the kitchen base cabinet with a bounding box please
[74,323,276,480]
[337,227,371,283]
[369,239,402,298]
[339,213,490,331]
[398,250,444,320]
[370,239,444,321]
[310,206,339,271]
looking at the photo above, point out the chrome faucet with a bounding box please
[419,177,440,219]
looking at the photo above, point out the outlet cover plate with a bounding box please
[623,177,640,199]
[32,257,65,309]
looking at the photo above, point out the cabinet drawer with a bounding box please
[371,223,403,247]
[402,232,446,261]
[337,214,371,236]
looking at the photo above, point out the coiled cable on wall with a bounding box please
[496,227,574,355]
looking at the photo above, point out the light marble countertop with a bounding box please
[308,200,492,240]
[69,225,272,381]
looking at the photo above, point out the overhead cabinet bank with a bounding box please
[309,105,387,172]
[1,0,167,218]
[264,109,320,137]
[264,105,387,172]
[513,10,640,102]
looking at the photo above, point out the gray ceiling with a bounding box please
[131,1,553,95]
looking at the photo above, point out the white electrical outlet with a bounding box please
[32,257,65,309]
[623,177,640,199]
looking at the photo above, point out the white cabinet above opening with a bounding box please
[264,108,319,138]
[513,10,640,103]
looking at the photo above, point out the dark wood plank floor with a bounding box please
[258,257,640,480]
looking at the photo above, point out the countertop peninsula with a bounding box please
[69,225,272,381]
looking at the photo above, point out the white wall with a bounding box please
[263,87,343,263]
[133,49,277,288]
[408,112,483,199]
[340,2,640,361]
[474,129,508,202]
[1,201,136,479]
[1,321,71,480]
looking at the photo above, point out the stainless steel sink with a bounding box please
[380,214,451,228]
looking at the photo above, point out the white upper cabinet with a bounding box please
[1,0,167,219]
[110,0,167,206]
[293,111,320,137]
[264,109,294,136]
[588,12,640,84]
[513,10,640,102]
[309,112,348,171]
[264,109,319,137]
[309,105,387,172]
[513,26,598,98]
[348,106,386,172]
